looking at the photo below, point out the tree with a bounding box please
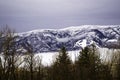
[35,56,44,80]
[75,45,112,80]
[111,49,120,80]
[0,26,17,80]
[0,26,24,80]
[23,43,38,80]
[50,46,73,80]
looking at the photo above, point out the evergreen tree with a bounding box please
[75,45,112,80]
[51,46,73,80]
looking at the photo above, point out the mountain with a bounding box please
[16,25,120,53]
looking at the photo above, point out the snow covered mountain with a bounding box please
[16,25,120,53]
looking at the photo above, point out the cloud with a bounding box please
[0,0,120,32]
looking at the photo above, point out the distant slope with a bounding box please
[16,25,120,53]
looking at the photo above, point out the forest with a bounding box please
[0,26,120,80]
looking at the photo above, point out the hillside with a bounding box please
[16,25,120,53]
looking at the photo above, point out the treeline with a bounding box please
[0,27,120,80]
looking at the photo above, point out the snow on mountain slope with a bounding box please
[16,25,120,53]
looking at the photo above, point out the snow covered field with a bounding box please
[34,48,116,66]
[0,48,117,66]
[35,50,80,66]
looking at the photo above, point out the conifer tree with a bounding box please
[75,45,112,80]
[51,46,73,80]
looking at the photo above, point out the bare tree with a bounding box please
[24,44,35,80]
[35,56,44,80]
[0,26,23,80]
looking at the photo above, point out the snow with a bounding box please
[34,48,113,66]
[107,39,118,42]
[75,39,87,48]
[60,25,118,31]
[14,25,120,53]
[56,37,70,42]
[35,50,80,66]
[0,48,118,67]
[17,25,119,36]
[43,33,52,37]
[98,48,113,62]
[1,25,120,67]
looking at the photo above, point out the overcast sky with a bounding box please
[0,0,120,32]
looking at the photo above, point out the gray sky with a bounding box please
[0,0,120,32]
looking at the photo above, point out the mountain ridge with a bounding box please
[16,25,120,53]
[18,25,119,35]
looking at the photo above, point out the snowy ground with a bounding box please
[0,48,117,66]
[35,48,116,66]
[35,50,80,66]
